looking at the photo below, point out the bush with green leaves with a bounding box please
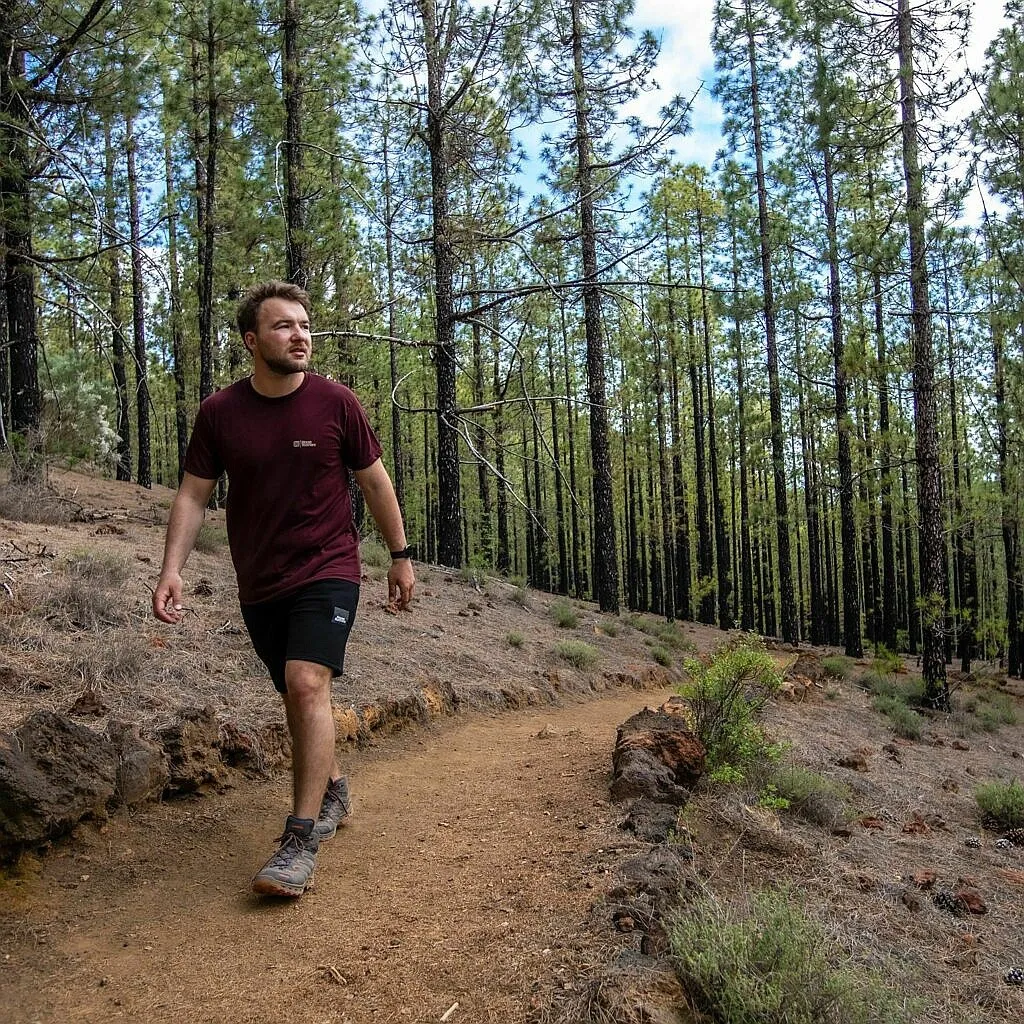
[194,522,229,554]
[555,640,598,670]
[507,631,524,648]
[974,692,1018,732]
[669,888,918,1024]
[871,645,904,676]
[680,638,781,782]
[359,537,390,569]
[550,599,579,628]
[871,695,923,740]
[766,764,853,828]
[651,646,673,667]
[820,655,853,681]
[975,779,1024,830]
[40,349,121,469]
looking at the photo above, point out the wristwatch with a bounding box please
[390,546,412,560]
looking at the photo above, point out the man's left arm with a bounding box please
[353,458,415,610]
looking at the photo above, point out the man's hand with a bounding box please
[153,571,185,624]
[387,558,415,611]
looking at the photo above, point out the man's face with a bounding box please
[245,297,312,376]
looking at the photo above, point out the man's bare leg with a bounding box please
[281,660,336,822]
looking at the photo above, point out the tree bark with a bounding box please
[570,0,619,612]
[104,124,132,482]
[282,0,308,288]
[744,0,796,641]
[897,0,948,708]
[126,110,151,489]
[422,0,462,567]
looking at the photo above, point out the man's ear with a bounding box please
[243,331,256,354]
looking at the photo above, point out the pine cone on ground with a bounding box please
[1004,828,1024,847]
[964,836,982,849]
[1005,967,1024,986]
[932,890,966,915]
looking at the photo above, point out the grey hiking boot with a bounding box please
[313,776,352,842]
[251,818,319,897]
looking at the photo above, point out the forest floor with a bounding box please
[0,467,1023,1024]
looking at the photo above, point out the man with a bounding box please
[152,280,414,898]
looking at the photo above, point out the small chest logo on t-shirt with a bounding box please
[292,439,317,448]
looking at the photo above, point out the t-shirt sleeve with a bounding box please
[182,398,223,480]
[338,386,383,471]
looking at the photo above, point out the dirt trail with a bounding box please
[0,686,675,1024]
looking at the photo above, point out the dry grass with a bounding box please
[0,481,71,525]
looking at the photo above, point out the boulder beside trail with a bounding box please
[0,711,118,853]
[610,706,705,805]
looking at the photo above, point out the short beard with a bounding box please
[262,352,309,376]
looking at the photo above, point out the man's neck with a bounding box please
[250,369,305,398]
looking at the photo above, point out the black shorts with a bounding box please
[240,579,360,694]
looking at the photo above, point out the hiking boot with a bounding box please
[313,776,352,842]
[251,817,319,897]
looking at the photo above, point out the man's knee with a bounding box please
[283,660,333,704]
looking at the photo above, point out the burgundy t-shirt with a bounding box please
[183,373,383,604]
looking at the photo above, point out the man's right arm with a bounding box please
[152,472,218,623]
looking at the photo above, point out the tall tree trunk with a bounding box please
[547,331,569,594]
[1,44,41,469]
[126,110,151,488]
[665,238,692,620]
[817,85,861,656]
[744,0,796,641]
[192,19,217,404]
[652,317,675,620]
[730,222,754,631]
[992,305,1022,676]
[571,0,618,612]
[379,130,405,509]
[560,304,582,595]
[422,0,461,567]
[943,266,975,673]
[162,101,188,483]
[869,188,898,649]
[282,0,308,287]
[105,124,132,481]
[795,312,824,644]
[897,0,948,708]
[696,193,731,629]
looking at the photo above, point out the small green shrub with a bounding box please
[975,692,1018,732]
[510,585,529,608]
[194,522,229,554]
[669,888,918,1024]
[601,618,620,637]
[550,599,579,628]
[768,764,853,828]
[872,645,904,676]
[680,637,781,782]
[975,779,1024,830]
[858,669,900,698]
[507,631,524,648]
[871,694,923,740]
[651,646,673,667]
[555,640,598,670]
[820,655,853,680]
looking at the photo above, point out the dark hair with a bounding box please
[236,280,312,338]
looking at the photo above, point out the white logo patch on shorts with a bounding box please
[332,606,350,626]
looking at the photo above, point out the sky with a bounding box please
[627,0,1011,173]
